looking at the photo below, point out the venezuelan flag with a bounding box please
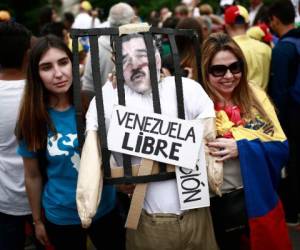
[216,85,292,250]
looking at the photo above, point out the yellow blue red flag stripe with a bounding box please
[216,85,292,250]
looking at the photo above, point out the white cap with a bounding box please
[220,0,234,7]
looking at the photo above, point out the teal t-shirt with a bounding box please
[18,106,116,225]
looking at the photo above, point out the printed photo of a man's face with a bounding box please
[121,35,161,94]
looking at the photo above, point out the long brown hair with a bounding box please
[16,35,83,151]
[201,32,268,120]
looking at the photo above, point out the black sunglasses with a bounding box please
[209,61,243,77]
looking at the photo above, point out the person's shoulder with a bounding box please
[0,79,26,94]
[282,28,300,39]
[254,38,270,49]
[102,80,114,92]
[162,76,205,93]
[72,13,92,28]
[234,35,270,53]
[181,77,212,106]
[163,76,201,88]
[0,79,25,85]
[102,81,117,102]
[274,41,296,52]
[278,31,300,53]
[274,36,298,58]
[182,77,207,96]
[185,77,203,87]
[247,36,271,51]
[73,12,85,22]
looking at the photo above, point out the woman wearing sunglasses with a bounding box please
[201,33,291,250]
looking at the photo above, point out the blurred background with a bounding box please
[0,0,274,35]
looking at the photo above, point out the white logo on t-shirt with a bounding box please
[48,133,80,171]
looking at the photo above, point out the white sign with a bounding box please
[176,143,210,210]
[107,105,203,169]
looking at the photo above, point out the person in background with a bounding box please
[224,4,271,90]
[181,0,201,17]
[199,3,213,15]
[294,0,300,26]
[197,15,212,39]
[160,16,179,57]
[38,6,59,36]
[40,22,69,44]
[219,0,235,15]
[63,12,74,32]
[198,4,223,33]
[202,32,292,250]
[174,4,189,20]
[158,6,172,27]
[82,2,136,92]
[147,10,160,27]
[248,0,269,26]
[72,1,101,29]
[175,17,204,81]
[72,1,101,54]
[16,35,124,250]
[247,23,274,47]
[0,21,32,250]
[268,0,300,227]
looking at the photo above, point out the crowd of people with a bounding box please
[0,0,299,250]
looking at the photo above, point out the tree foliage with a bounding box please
[0,0,50,34]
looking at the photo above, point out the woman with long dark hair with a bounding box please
[16,35,124,250]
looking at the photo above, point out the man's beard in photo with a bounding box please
[126,69,151,94]
[125,66,161,95]
[130,68,146,82]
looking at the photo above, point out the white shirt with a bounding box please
[72,12,101,29]
[249,3,263,26]
[0,79,31,215]
[86,76,215,214]
[291,0,300,23]
[222,159,243,193]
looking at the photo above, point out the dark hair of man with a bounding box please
[16,35,73,151]
[176,17,203,49]
[0,21,31,69]
[268,0,296,25]
[40,22,65,40]
[64,12,75,24]
[175,17,203,81]
[39,6,54,28]
[162,16,179,29]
